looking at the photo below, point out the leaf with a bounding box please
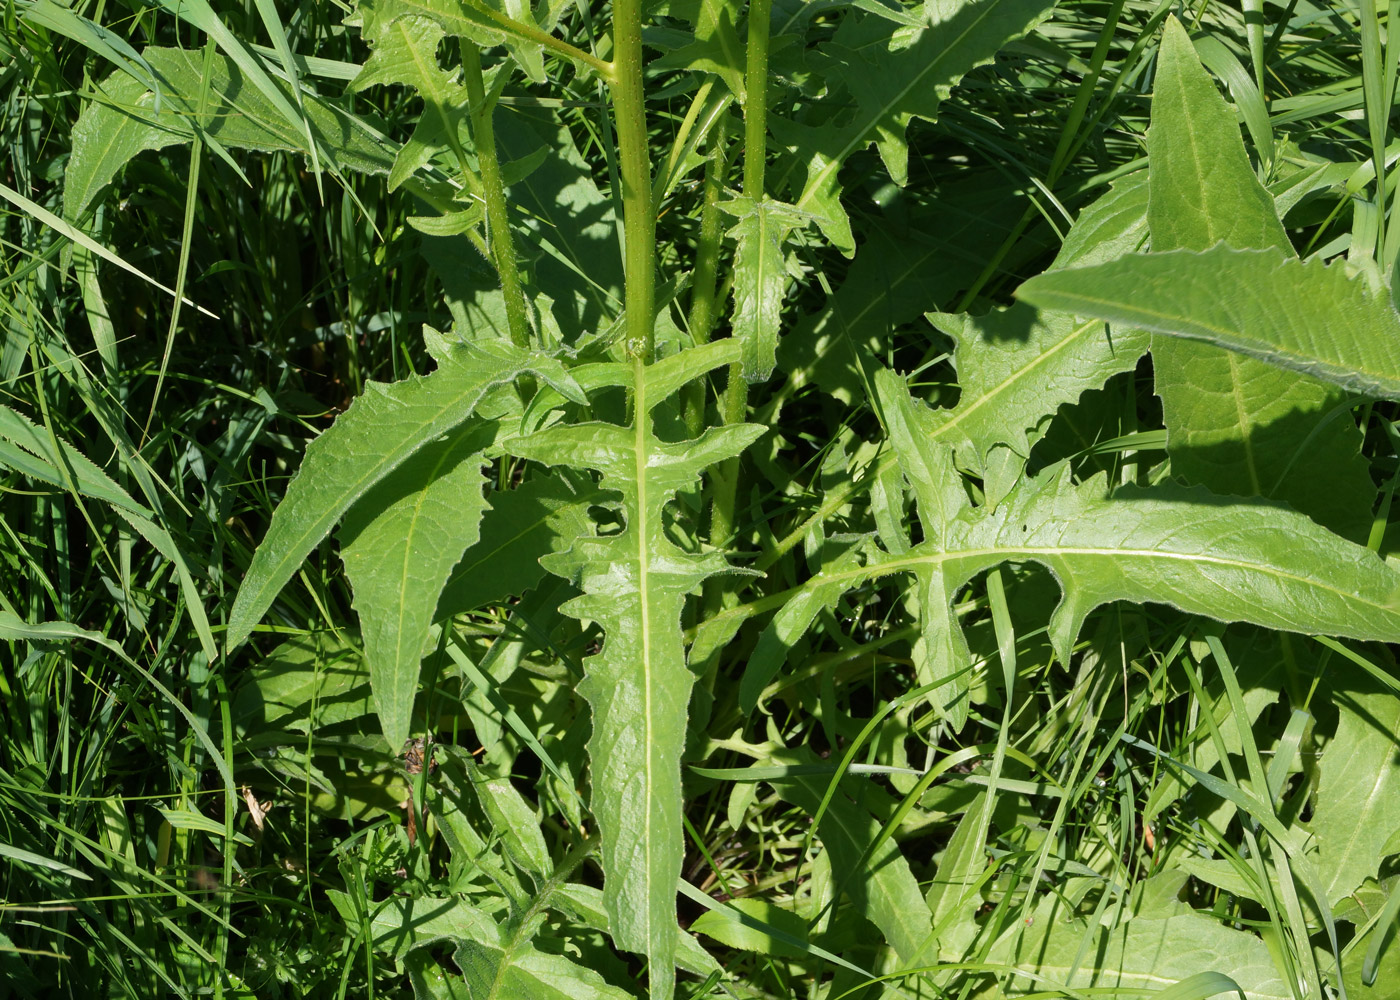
[227,340,583,651]
[325,891,500,958]
[1016,245,1400,402]
[349,14,473,192]
[507,352,765,1000]
[689,897,810,959]
[493,108,624,336]
[1032,14,1378,541]
[763,748,934,964]
[339,425,495,748]
[722,197,804,382]
[65,48,396,224]
[1147,19,1290,256]
[903,470,1400,665]
[776,174,1028,405]
[1312,675,1400,906]
[925,307,1149,477]
[988,895,1290,998]
[435,473,599,619]
[455,931,636,1000]
[772,0,1056,250]
[229,633,374,735]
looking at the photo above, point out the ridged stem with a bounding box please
[463,42,529,349]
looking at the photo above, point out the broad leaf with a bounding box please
[508,353,764,1000]
[987,894,1291,998]
[338,425,495,748]
[227,340,583,650]
[926,307,1149,478]
[1141,16,1373,541]
[1016,246,1400,403]
[435,473,598,619]
[349,13,473,192]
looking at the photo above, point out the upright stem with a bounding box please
[463,42,530,349]
[610,0,657,362]
[684,115,730,438]
[707,0,772,561]
[742,0,773,200]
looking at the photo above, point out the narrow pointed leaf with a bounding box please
[724,198,799,382]
[339,425,496,748]
[228,341,582,650]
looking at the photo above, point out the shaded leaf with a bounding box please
[65,48,396,224]
[773,0,1055,249]
[1313,677,1400,906]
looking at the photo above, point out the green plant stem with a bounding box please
[708,0,772,559]
[684,115,730,438]
[609,0,656,362]
[741,0,772,200]
[463,42,530,350]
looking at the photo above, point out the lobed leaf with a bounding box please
[508,352,764,1000]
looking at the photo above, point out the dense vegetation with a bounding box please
[3,0,1400,997]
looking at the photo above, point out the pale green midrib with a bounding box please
[1031,254,1400,386]
[929,317,1103,439]
[632,352,658,950]
[1327,713,1400,899]
[738,539,1396,641]
[1009,961,1286,998]
[1225,351,1264,496]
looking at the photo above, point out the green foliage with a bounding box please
[5,1,1400,998]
